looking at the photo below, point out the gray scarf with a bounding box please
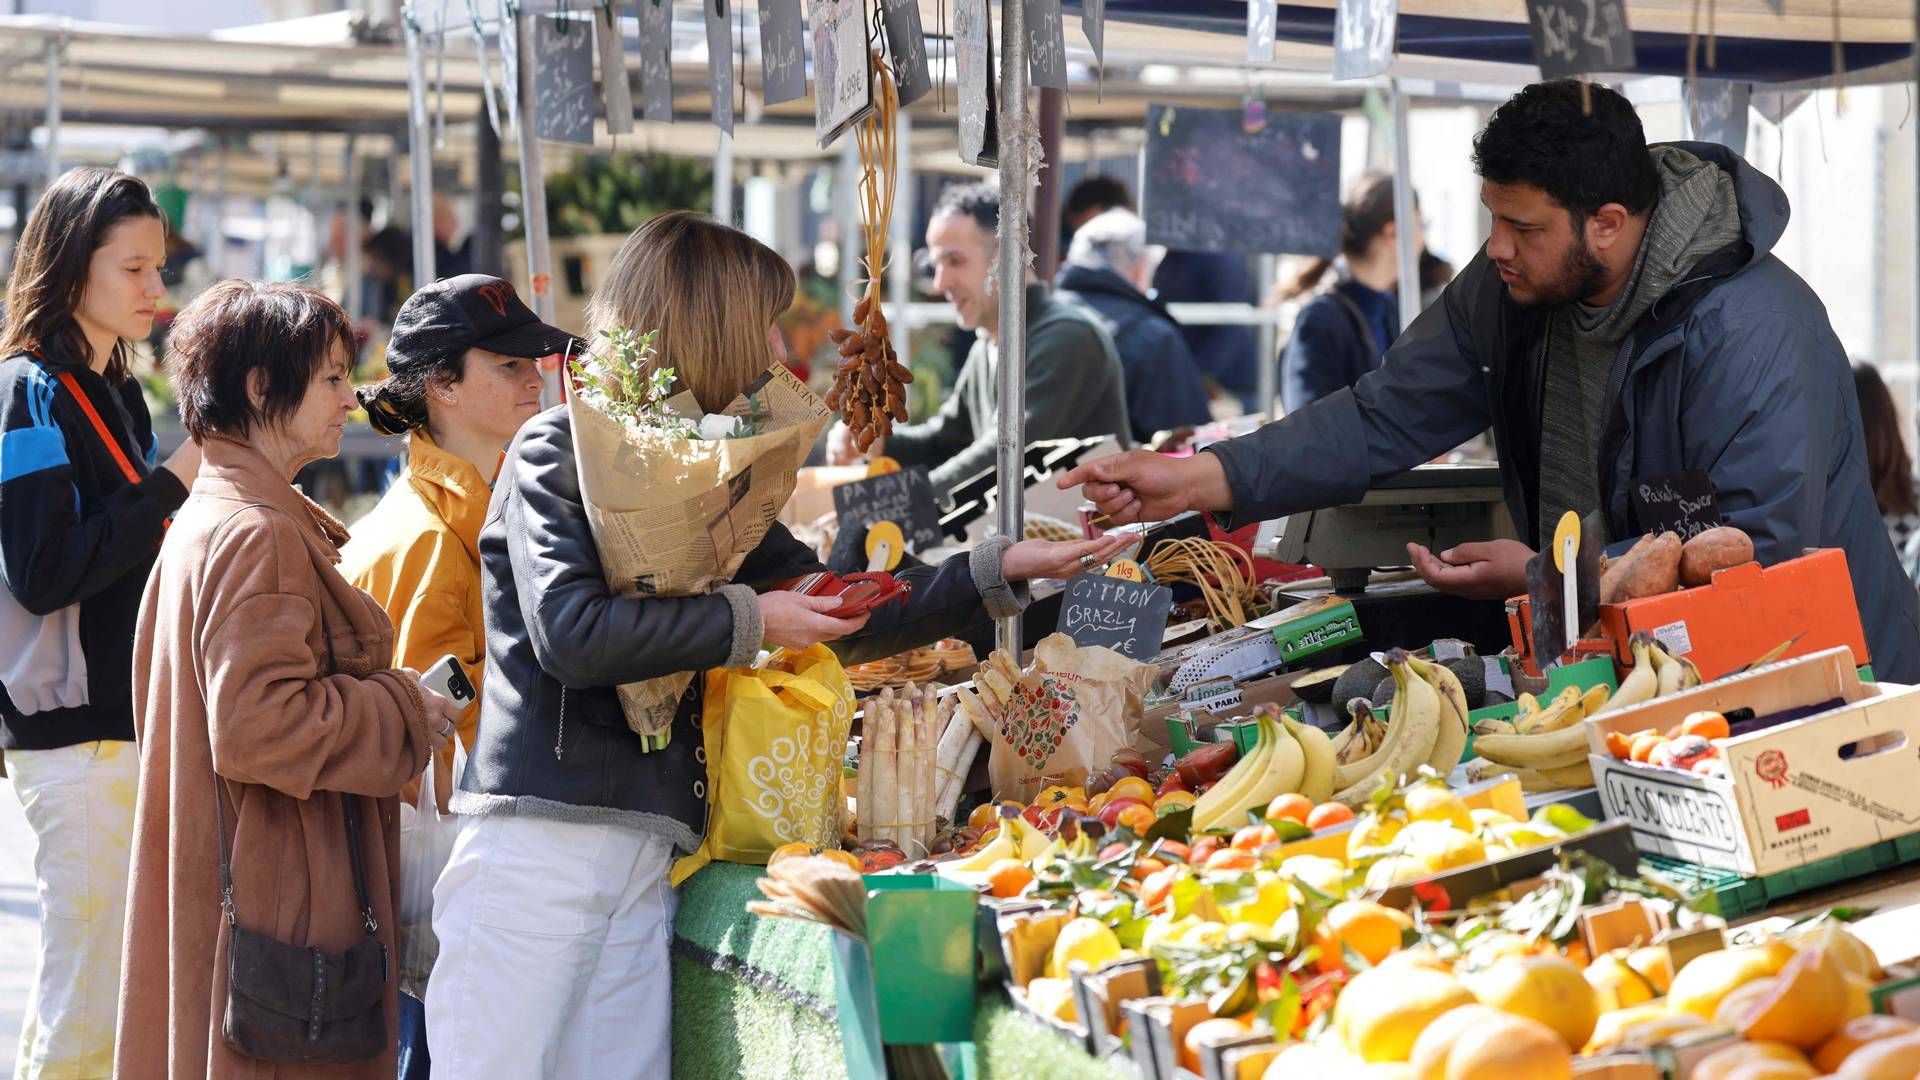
[1535,146,1743,541]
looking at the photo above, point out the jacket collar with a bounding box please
[198,435,352,558]
[1053,264,1176,321]
[403,429,492,562]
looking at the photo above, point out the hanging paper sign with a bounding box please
[531,12,598,145]
[954,0,997,167]
[638,0,675,123]
[1524,0,1636,78]
[826,467,944,573]
[595,3,634,135]
[879,0,932,106]
[1024,0,1068,90]
[705,0,734,134]
[812,0,873,148]
[757,0,807,105]
[1686,79,1752,156]
[1247,0,1277,63]
[1332,0,1398,81]
[1142,105,1341,257]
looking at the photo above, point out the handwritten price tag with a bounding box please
[531,13,597,146]
[757,0,806,105]
[1055,573,1175,659]
[1524,0,1636,79]
[1332,0,1398,81]
[1629,469,1723,541]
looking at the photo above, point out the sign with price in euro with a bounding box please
[880,0,933,105]
[705,0,734,135]
[1333,0,1398,81]
[1686,79,1752,156]
[812,0,874,148]
[1056,574,1176,659]
[531,11,597,146]
[1247,0,1277,63]
[758,0,807,105]
[1024,0,1068,90]
[1524,0,1636,79]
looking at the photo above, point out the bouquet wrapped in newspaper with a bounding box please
[568,328,831,749]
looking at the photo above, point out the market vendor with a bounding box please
[825,181,1133,491]
[423,210,1131,1079]
[1061,79,1920,683]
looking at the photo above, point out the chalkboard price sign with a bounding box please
[1524,0,1636,79]
[1333,0,1398,81]
[531,13,597,146]
[1024,0,1068,90]
[827,467,945,573]
[812,0,873,148]
[638,0,675,123]
[758,0,807,105]
[955,0,997,167]
[1247,0,1277,63]
[1629,469,1724,542]
[705,0,735,135]
[1055,574,1176,659]
[1142,105,1342,257]
[1686,79,1751,156]
[881,0,933,106]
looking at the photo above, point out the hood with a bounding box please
[1055,263,1169,315]
[404,429,493,563]
[1654,140,1788,268]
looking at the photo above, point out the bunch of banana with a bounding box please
[1189,706,1339,830]
[1324,649,1471,809]
[1333,700,1388,765]
[1468,630,1704,792]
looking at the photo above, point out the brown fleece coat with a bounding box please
[116,436,431,1079]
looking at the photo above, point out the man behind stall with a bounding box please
[828,182,1130,491]
[1061,79,1920,682]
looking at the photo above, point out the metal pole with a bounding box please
[403,14,437,287]
[343,135,363,323]
[42,38,59,188]
[713,129,735,225]
[514,12,555,329]
[993,0,1030,657]
[1388,79,1421,334]
[1034,88,1065,281]
[888,111,913,367]
[1255,253,1278,419]
[212,138,229,280]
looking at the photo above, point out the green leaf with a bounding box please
[1145,806,1192,842]
[1210,872,1261,911]
[1256,972,1303,1038]
[1268,818,1313,843]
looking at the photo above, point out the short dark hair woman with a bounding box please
[1852,362,1920,555]
[116,279,459,1077]
[0,167,199,1076]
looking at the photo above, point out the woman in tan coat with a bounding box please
[116,280,460,1078]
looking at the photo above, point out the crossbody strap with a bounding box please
[210,605,378,937]
[51,369,144,485]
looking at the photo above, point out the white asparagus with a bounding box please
[931,696,972,817]
[855,703,872,843]
[916,688,936,851]
[874,688,896,847]
[905,686,924,852]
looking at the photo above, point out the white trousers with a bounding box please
[8,741,137,1080]
[424,814,678,1080]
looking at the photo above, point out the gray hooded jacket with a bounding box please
[1207,142,1920,683]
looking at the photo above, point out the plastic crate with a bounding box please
[1643,833,1920,920]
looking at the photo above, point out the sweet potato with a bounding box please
[1600,530,1682,604]
[1679,525,1755,586]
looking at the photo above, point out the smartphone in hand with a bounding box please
[418,654,477,710]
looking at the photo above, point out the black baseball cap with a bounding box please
[385,274,585,374]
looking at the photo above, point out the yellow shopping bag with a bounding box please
[670,644,856,885]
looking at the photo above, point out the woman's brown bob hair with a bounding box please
[1854,362,1917,517]
[167,279,355,441]
[0,167,164,383]
[585,211,795,413]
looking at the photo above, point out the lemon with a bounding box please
[1348,812,1406,861]
[1365,855,1429,891]
[1025,976,1079,1023]
[1141,915,1195,955]
[1279,855,1350,899]
[1470,807,1517,829]
[1048,916,1122,979]
[1404,783,1473,831]
[1398,820,1487,873]
[1668,942,1797,1020]
[1490,821,1565,851]
[1176,920,1229,948]
[1222,871,1294,926]
[1584,951,1660,1013]
[1463,954,1599,1051]
[1338,963,1477,1062]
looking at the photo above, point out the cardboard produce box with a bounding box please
[1584,647,1920,876]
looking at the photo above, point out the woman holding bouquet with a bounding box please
[425,210,1124,1078]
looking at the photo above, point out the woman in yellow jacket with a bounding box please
[338,274,578,1078]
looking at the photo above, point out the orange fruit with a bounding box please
[1151,840,1193,864]
[1266,793,1315,824]
[1604,731,1635,759]
[985,858,1035,899]
[1181,1016,1251,1074]
[1812,1015,1918,1073]
[966,803,999,831]
[1232,823,1279,851]
[1680,710,1731,741]
[1117,804,1158,835]
[1307,803,1356,831]
[1140,866,1182,912]
[1204,847,1258,872]
[1629,731,1668,763]
[1190,836,1224,863]
[817,849,864,873]
[768,842,816,869]
[1314,900,1413,968]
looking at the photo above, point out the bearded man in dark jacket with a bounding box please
[1062,80,1920,682]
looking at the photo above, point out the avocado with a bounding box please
[1444,658,1488,709]
[1372,675,1397,709]
[1290,664,1351,704]
[1330,657,1388,713]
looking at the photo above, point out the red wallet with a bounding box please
[773,571,912,618]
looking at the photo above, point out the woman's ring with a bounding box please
[1079,553,1097,571]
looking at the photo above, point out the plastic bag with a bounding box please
[397,743,464,998]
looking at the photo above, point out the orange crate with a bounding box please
[1507,548,1869,682]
